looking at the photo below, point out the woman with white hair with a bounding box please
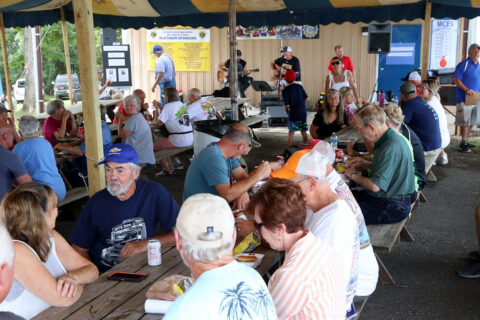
[13,115,66,201]
[116,95,155,166]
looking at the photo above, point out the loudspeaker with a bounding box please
[101,28,117,46]
[368,22,392,54]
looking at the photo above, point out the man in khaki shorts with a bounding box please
[453,43,480,152]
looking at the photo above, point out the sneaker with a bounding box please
[466,142,477,149]
[155,169,175,176]
[459,143,472,153]
[467,251,480,261]
[440,153,448,165]
[457,262,480,278]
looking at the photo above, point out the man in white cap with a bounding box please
[164,193,277,320]
[401,70,422,95]
[270,46,301,82]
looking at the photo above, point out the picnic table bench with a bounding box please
[34,245,283,319]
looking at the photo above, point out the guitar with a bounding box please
[271,63,294,81]
[217,67,259,83]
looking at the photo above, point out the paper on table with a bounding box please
[144,299,173,314]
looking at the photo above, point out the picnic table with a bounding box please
[34,99,122,121]
[34,245,283,319]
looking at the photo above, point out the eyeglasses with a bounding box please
[332,61,341,66]
[254,221,263,232]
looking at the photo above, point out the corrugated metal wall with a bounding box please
[124,20,428,106]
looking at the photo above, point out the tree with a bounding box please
[23,26,36,112]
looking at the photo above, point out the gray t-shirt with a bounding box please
[122,113,155,164]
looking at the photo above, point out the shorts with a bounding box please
[455,102,477,127]
[288,120,308,132]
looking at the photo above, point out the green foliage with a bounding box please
[0,23,114,95]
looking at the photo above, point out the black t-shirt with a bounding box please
[400,123,426,189]
[311,109,348,139]
[224,59,246,75]
[274,56,301,81]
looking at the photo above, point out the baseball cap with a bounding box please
[400,82,417,95]
[280,46,292,53]
[468,43,480,52]
[97,143,139,165]
[284,70,296,82]
[271,142,332,180]
[401,71,421,82]
[176,193,234,249]
[236,49,242,56]
[0,105,11,114]
[152,45,163,53]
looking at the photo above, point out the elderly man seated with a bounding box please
[70,144,179,272]
[186,88,216,122]
[13,115,66,201]
[43,99,78,147]
[164,193,277,319]
[400,82,441,174]
[0,122,31,200]
[183,123,271,209]
[345,104,416,225]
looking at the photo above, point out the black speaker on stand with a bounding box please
[368,22,392,54]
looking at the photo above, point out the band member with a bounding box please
[218,50,253,98]
[270,46,301,82]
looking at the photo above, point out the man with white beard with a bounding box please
[70,144,180,272]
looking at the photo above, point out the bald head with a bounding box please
[133,89,146,105]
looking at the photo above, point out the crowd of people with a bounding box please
[0,41,477,319]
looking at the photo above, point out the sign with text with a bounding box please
[102,45,132,87]
[147,29,210,72]
[429,18,458,70]
[386,43,415,65]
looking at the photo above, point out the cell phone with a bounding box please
[107,272,148,282]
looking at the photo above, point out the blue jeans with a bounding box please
[159,79,176,106]
[354,190,411,225]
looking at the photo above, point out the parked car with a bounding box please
[13,78,25,102]
[54,74,81,99]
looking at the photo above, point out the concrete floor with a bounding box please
[56,115,480,320]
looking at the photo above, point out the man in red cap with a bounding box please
[282,69,308,147]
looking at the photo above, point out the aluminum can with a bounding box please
[276,156,285,165]
[78,127,84,137]
[147,240,162,266]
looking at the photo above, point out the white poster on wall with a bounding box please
[429,19,458,70]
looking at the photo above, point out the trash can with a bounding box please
[193,120,237,155]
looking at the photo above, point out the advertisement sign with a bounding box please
[147,29,210,72]
[429,19,458,70]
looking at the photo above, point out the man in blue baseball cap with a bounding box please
[151,44,176,106]
[69,143,180,272]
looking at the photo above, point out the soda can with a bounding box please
[276,156,285,165]
[78,127,84,137]
[147,240,162,266]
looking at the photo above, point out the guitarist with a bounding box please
[218,50,253,98]
[270,46,301,88]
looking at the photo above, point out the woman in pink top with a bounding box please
[248,179,346,320]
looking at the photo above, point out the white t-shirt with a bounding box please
[188,98,217,123]
[306,199,359,307]
[327,170,379,296]
[164,260,277,320]
[158,101,193,147]
[426,96,450,149]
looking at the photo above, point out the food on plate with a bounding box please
[236,255,258,262]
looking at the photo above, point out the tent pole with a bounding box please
[421,1,432,80]
[0,14,14,119]
[60,8,74,105]
[228,0,238,120]
[72,0,105,196]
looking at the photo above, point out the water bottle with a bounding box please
[331,132,338,150]
[392,96,399,105]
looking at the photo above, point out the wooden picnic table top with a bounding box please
[34,245,283,319]
[34,99,122,121]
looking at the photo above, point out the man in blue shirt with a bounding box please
[70,144,179,272]
[183,123,271,209]
[151,45,176,106]
[400,82,441,174]
[453,43,480,152]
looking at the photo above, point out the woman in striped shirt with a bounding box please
[248,178,346,320]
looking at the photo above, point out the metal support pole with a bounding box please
[228,0,238,121]
[0,14,14,118]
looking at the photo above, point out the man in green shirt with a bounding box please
[345,104,416,224]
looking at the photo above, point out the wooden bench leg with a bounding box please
[375,253,395,285]
[419,191,427,202]
[400,226,414,242]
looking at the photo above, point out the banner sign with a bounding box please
[237,25,319,40]
[147,29,210,72]
[429,19,458,70]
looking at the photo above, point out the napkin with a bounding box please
[144,299,173,314]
